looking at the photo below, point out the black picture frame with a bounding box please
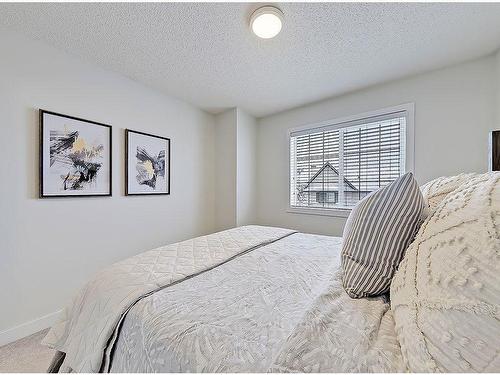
[39,109,112,198]
[125,129,171,196]
[490,130,500,171]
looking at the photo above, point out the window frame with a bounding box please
[287,103,415,218]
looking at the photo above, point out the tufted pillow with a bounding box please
[390,172,500,372]
[341,172,425,299]
[420,173,477,211]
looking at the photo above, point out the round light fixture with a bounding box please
[250,6,284,39]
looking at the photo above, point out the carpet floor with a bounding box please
[0,329,54,373]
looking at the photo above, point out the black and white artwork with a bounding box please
[40,110,112,198]
[125,129,170,195]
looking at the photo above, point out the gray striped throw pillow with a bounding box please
[341,172,425,298]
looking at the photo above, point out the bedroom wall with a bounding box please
[236,108,257,226]
[214,107,258,230]
[214,109,237,231]
[256,55,497,236]
[0,31,216,343]
[496,50,500,127]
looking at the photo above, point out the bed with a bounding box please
[43,225,404,373]
[43,173,500,373]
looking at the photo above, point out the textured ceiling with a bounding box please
[1,3,500,117]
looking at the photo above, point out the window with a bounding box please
[289,105,413,214]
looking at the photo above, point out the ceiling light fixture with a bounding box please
[250,6,284,39]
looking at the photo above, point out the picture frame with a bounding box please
[125,129,170,196]
[490,130,500,171]
[39,109,112,198]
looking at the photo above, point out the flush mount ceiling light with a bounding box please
[250,6,284,39]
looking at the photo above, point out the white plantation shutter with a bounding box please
[290,110,407,210]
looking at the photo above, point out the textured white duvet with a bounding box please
[43,225,404,373]
[110,233,404,373]
[43,225,296,372]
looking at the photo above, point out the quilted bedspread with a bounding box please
[42,225,296,373]
[108,233,404,372]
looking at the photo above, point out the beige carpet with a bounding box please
[0,329,54,373]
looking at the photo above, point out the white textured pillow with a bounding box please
[390,172,500,372]
[420,173,477,211]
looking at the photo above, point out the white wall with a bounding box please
[0,31,216,341]
[236,108,257,226]
[496,50,500,126]
[214,107,258,230]
[256,55,497,236]
[214,109,237,231]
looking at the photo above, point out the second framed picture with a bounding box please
[125,129,170,195]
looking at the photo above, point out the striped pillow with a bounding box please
[341,172,425,298]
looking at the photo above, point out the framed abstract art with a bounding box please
[125,129,170,195]
[39,110,112,198]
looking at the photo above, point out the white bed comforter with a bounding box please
[42,225,296,372]
[43,225,404,373]
[109,232,404,373]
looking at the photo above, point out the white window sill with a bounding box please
[287,206,351,218]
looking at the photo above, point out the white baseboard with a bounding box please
[0,310,62,347]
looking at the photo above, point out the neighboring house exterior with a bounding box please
[297,162,371,208]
